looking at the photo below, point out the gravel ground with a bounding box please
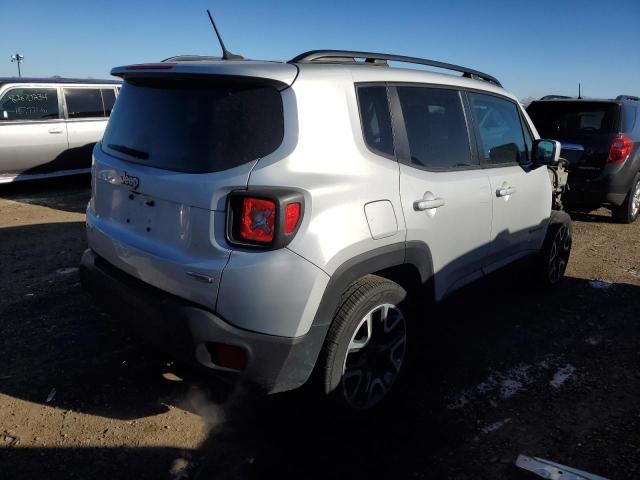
[1,176,639,479]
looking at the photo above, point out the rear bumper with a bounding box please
[567,165,636,207]
[80,249,328,393]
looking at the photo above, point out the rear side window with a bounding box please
[65,88,105,118]
[101,88,117,117]
[0,87,59,121]
[103,79,284,174]
[527,101,619,137]
[469,93,527,165]
[357,86,394,157]
[622,106,637,132]
[397,87,473,169]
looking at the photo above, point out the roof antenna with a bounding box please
[207,9,243,60]
[578,82,582,99]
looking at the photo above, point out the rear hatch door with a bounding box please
[88,63,294,309]
[527,101,620,179]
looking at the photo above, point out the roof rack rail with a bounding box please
[540,95,573,100]
[616,95,639,102]
[289,50,502,87]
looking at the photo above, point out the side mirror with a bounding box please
[532,139,561,166]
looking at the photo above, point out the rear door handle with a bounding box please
[48,128,63,134]
[496,186,516,197]
[414,197,445,211]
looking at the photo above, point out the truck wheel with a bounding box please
[612,173,640,224]
[536,211,572,285]
[319,275,408,412]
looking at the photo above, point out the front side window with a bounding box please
[0,87,59,121]
[470,93,527,165]
[397,87,474,169]
[64,88,105,118]
[357,86,395,157]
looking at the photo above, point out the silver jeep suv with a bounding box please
[80,51,572,411]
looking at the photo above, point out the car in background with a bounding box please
[0,77,120,183]
[527,95,640,223]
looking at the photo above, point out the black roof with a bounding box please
[0,77,121,86]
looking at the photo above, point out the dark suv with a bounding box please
[527,95,640,223]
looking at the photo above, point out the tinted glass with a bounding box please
[470,93,527,165]
[357,86,394,157]
[65,88,105,118]
[103,79,284,174]
[527,101,619,137]
[101,89,117,117]
[397,87,473,169]
[622,106,637,132]
[0,88,59,121]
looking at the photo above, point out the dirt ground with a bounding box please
[1,175,639,479]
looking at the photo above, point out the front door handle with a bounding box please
[496,186,516,197]
[48,128,63,134]
[414,197,445,211]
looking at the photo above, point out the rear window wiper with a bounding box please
[107,143,149,160]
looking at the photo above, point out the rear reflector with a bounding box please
[125,63,176,70]
[206,343,247,371]
[284,203,301,234]
[239,197,276,243]
[608,134,633,164]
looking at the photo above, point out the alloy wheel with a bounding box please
[342,303,407,410]
[547,225,571,283]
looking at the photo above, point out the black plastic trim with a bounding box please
[310,241,433,329]
[289,50,502,87]
[225,187,305,250]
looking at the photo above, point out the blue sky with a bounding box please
[1,0,638,100]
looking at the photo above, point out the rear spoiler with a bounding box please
[110,61,298,90]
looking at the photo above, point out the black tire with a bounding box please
[535,210,572,285]
[612,173,640,224]
[318,275,408,413]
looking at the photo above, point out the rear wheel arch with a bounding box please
[312,241,434,330]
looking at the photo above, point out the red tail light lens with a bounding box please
[608,134,633,164]
[125,63,176,70]
[239,197,276,243]
[284,203,301,234]
[206,343,247,370]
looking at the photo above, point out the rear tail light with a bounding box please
[608,134,633,164]
[284,203,301,234]
[125,63,176,70]
[239,197,276,243]
[226,190,304,249]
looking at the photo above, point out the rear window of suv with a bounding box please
[527,101,620,137]
[102,79,284,173]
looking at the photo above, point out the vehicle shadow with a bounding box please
[2,247,639,479]
[566,208,617,224]
[0,173,90,214]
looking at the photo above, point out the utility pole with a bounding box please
[11,53,24,78]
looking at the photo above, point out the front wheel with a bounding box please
[319,275,408,413]
[536,211,572,285]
